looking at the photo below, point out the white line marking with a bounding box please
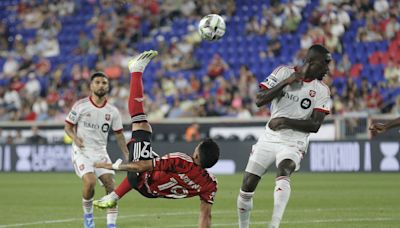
[0,208,399,227]
[169,217,400,227]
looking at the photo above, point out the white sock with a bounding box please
[237,189,254,228]
[270,176,291,228]
[109,191,120,201]
[82,198,93,214]
[107,205,118,225]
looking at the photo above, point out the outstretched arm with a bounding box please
[198,200,212,228]
[369,117,400,135]
[95,159,153,172]
[114,131,129,160]
[268,110,327,133]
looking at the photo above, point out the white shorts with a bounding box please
[71,150,115,178]
[245,133,306,177]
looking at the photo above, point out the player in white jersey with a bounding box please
[65,72,129,228]
[237,44,332,228]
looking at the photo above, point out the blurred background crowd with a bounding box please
[0,0,399,123]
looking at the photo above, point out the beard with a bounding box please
[94,89,107,97]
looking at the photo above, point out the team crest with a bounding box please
[105,114,110,121]
[79,164,85,171]
[309,90,316,97]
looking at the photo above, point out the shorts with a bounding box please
[126,130,158,187]
[72,151,114,178]
[245,133,306,177]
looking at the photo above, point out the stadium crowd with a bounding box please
[0,0,399,123]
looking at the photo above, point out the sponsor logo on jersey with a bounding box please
[105,114,110,121]
[309,90,316,97]
[83,121,100,129]
[101,123,110,132]
[282,91,299,102]
[300,98,311,109]
[68,111,77,122]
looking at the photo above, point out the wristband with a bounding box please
[112,159,123,170]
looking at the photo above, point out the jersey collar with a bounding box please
[89,96,107,108]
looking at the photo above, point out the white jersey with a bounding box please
[259,65,332,145]
[65,96,123,157]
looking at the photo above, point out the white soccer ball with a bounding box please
[198,14,226,41]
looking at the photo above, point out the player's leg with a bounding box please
[94,51,158,209]
[237,140,276,228]
[73,154,96,228]
[98,174,118,228]
[269,147,300,228]
[114,50,159,195]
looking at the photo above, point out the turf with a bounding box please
[0,172,399,228]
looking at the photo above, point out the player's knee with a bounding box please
[277,159,296,177]
[237,190,254,211]
[241,173,261,192]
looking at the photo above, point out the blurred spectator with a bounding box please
[366,88,383,114]
[184,122,201,142]
[3,54,19,77]
[391,96,400,114]
[27,126,48,144]
[384,60,400,87]
[207,54,229,79]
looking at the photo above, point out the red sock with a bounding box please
[114,177,133,198]
[128,72,145,119]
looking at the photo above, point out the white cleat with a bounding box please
[128,50,158,73]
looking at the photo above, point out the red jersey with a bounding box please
[136,152,218,204]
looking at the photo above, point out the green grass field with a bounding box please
[0,172,399,228]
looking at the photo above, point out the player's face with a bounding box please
[308,53,331,80]
[90,77,109,98]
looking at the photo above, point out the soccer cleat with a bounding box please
[93,194,117,209]
[83,213,95,228]
[128,50,158,73]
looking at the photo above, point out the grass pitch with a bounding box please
[0,172,399,228]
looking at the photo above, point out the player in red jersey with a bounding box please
[93,50,220,228]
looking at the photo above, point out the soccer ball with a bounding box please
[198,14,226,41]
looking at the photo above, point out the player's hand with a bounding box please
[95,162,113,170]
[74,137,84,148]
[268,117,287,131]
[285,62,309,84]
[369,123,387,135]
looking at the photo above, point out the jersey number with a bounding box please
[132,141,154,161]
[157,177,189,199]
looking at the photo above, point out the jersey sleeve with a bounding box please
[199,176,218,204]
[314,82,332,114]
[65,102,80,125]
[111,108,123,132]
[259,66,294,89]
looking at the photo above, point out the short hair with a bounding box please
[90,72,109,81]
[198,138,220,168]
[308,44,330,55]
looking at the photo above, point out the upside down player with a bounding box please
[93,50,220,228]
[237,44,332,228]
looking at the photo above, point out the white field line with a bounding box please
[0,208,399,227]
[169,217,400,227]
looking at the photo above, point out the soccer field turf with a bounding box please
[0,173,399,228]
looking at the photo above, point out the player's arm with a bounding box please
[198,200,212,228]
[95,159,153,172]
[256,80,290,107]
[256,66,307,107]
[64,123,84,148]
[268,110,327,133]
[114,131,129,161]
[369,117,400,134]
